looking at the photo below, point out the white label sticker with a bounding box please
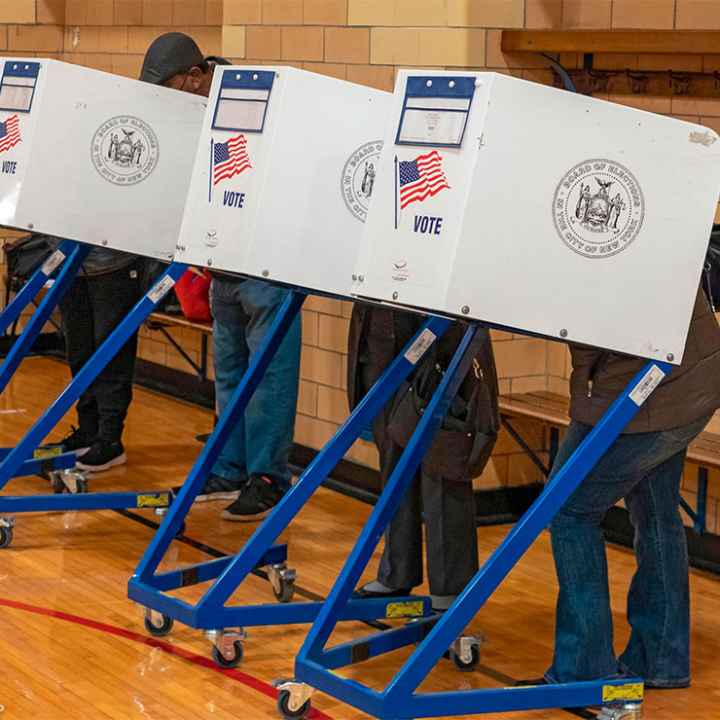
[41,250,65,277]
[404,329,437,365]
[629,365,666,407]
[147,275,176,304]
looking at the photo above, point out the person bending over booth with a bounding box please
[140,33,301,521]
[545,287,720,689]
[348,305,500,611]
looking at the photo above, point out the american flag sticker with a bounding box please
[0,114,21,154]
[398,150,450,209]
[212,134,251,187]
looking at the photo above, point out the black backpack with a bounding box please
[703,224,720,312]
[4,233,54,286]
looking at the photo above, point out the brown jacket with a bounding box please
[569,289,720,433]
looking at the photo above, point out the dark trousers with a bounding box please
[365,365,479,598]
[58,261,142,443]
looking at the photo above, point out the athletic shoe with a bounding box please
[352,583,413,600]
[76,441,127,472]
[48,426,96,457]
[171,474,246,503]
[221,475,285,522]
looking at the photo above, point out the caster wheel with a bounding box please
[451,644,480,672]
[276,690,311,719]
[0,525,13,549]
[212,640,244,668]
[273,578,295,604]
[144,613,174,637]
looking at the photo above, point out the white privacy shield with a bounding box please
[0,58,206,260]
[175,66,391,297]
[354,70,720,364]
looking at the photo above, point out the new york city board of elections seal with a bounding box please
[91,115,159,186]
[341,140,383,222]
[553,159,645,259]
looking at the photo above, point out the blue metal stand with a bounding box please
[292,356,672,719]
[127,307,452,663]
[0,262,189,542]
[0,239,87,393]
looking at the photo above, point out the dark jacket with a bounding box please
[569,288,720,433]
[348,303,500,479]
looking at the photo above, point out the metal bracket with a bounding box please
[275,682,314,713]
[0,516,15,529]
[597,703,643,720]
[267,563,296,596]
[205,627,246,661]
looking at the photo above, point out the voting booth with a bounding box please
[285,72,720,720]
[129,65,425,665]
[0,58,205,259]
[0,59,206,544]
[354,70,720,364]
[176,65,390,295]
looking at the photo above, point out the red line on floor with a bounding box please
[0,596,335,720]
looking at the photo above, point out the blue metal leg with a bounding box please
[132,290,308,583]
[696,465,708,535]
[0,240,89,394]
[128,313,451,634]
[295,359,672,718]
[0,240,80,337]
[0,262,187,494]
[299,325,479,659]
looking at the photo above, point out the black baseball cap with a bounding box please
[139,32,205,85]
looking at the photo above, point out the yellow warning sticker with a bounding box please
[386,601,425,619]
[137,493,170,508]
[602,683,644,702]
[33,446,62,459]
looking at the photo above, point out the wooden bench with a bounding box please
[145,312,213,381]
[500,391,717,535]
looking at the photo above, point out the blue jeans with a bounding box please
[547,415,710,688]
[210,277,301,490]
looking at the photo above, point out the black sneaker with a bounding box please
[221,475,285,522]
[48,426,96,457]
[171,474,246,503]
[76,441,127,472]
[352,584,413,600]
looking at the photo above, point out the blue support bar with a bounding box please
[0,240,89,394]
[295,357,671,718]
[193,316,453,621]
[696,466,708,535]
[149,545,288,592]
[128,312,450,638]
[0,491,170,513]
[16,451,76,478]
[299,324,479,660]
[132,289,308,583]
[0,239,78,337]
[0,262,187,492]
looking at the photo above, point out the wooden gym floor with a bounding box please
[0,357,718,720]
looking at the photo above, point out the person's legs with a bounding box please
[58,273,99,451]
[547,416,708,684]
[619,450,693,688]
[222,280,300,521]
[422,470,479,610]
[376,439,424,593]
[76,262,142,470]
[209,277,250,488]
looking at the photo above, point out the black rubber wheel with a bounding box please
[451,644,480,672]
[276,690,311,720]
[144,613,174,637]
[273,579,295,604]
[212,640,244,669]
[0,525,13,549]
